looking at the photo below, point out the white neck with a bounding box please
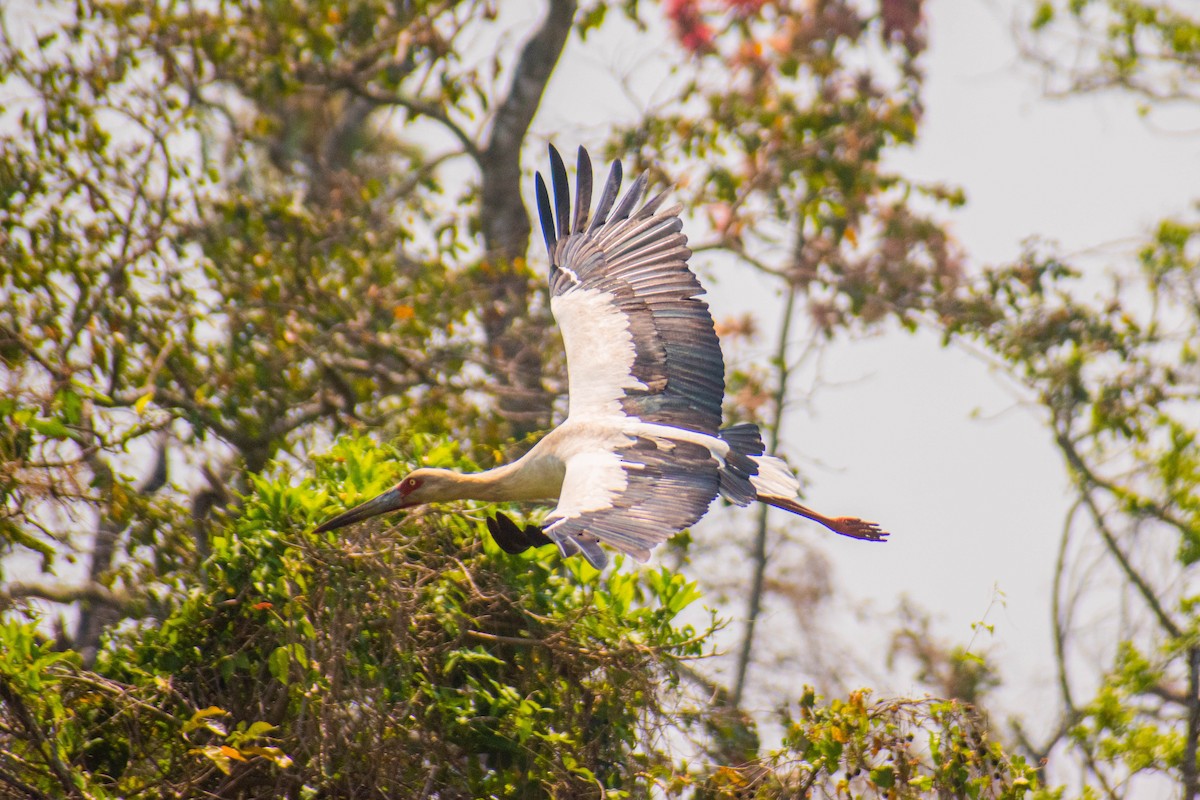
[429,456,563,503]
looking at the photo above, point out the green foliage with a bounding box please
[679,689,1041,799]
[0,0,487,601]
[1064,635,1200,787]
[1021,1,1200,104]
[0,437,716,797]
[0,435,1046,798]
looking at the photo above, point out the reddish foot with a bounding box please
[824,516,888,542]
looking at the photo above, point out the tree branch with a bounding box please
[1054,428,1197,543]
[0,762,54,800]
[2,581,135,611]
[0,674,86,799]
[1054,430,1182,639]
[73,438,168,662]
[1184,646,1199,800]
[1077,484,1182,640]
[1053,499,1082,716]
[732,275,799,709]
[330,76,481,161]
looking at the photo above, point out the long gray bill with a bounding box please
[314,487,405,533]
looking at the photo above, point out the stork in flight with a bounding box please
[315,146,887,568]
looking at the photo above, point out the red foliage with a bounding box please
[665,0,715,53]
[880,0,925,55]
[726,0,768,14]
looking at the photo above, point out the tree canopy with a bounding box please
[0,0,1197,797]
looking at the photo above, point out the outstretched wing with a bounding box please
[543,434,721,570]
[535,146,724,435]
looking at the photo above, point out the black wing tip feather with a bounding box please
[610,171,648,223]
[587,159,622,235]
[636,188,671,220]
[548,144,571,241]
[487,512,553,555]
[573,147,593,234]
[540,145,665,250]
[534,172,555,261]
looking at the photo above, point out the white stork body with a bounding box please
[315,146,886,568]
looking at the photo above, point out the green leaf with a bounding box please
[240,745,294,768]
[55,389,83,425]
[1032,1,1056,30]
[245,721,277,739]
[268,646,290,686]
[182,706,230,736]
[27,417,72,439]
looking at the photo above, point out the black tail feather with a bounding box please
[718,422,764,506]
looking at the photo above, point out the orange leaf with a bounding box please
[220,745,248,762]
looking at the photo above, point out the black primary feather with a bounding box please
[588,160,622,235]
[548,145,571,241]
[486,512,554,554]
[608,171,647,223]
[535,173,556,261]
[572,146,592,234]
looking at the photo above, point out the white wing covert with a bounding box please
[535,146,725,434]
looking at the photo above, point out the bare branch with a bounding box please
[732,267,800,710]
[1057,433,1183,640]
[2,580,134,610]
[330,75,481,161]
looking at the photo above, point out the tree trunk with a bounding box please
[476,0,577,439]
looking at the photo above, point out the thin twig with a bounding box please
[0,674,86,799]
[1184,646,1200,800]
[731,276,799,709]
[0,762,53,800]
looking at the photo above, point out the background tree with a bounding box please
[922,2,1200,795]
[4,0,1192,797]
[0,0,572,661]
[618,0,962,709]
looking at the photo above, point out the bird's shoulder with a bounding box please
[533,417,631,458]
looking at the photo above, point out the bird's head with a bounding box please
[313,467,461,534]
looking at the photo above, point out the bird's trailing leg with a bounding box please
[761,495,888,542]
[485,512,554,555]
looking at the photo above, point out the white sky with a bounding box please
[538,0,1200,732]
